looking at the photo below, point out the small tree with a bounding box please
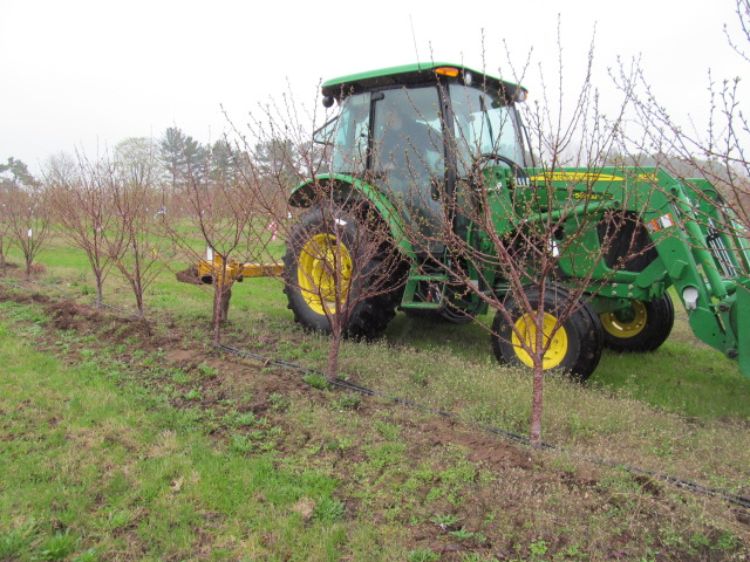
[106,148,165,318]
[0,156,39,272]
[6,185,50,278]
[229,94,405,380]
[280,188,405,379]
[45,153,123,307]
[388,31,654,445]
[0,191,11,271]
[165,143,257,345]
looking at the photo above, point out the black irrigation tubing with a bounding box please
[217,342,750,512]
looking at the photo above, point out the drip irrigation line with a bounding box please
[217,342,750,511]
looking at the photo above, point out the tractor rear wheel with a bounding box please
[599,295,674,352]
[491,287,602,381]
[283,207,398,339]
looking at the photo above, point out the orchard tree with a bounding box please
[45,153,123,307]
[6,185,50,278]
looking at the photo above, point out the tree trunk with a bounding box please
[529,360,544,447]
[134,283,145,318]
[212,285,231,346]
[326,333,342,381]
[94,272,104,308]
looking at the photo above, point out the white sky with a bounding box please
[1,0,745,174]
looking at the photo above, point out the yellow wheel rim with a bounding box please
[600,301,647,339]
[511,312,569,370]
[297,233,353,316]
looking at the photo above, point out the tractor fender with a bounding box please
[289,173,415,258]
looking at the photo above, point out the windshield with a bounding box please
[450,84,525,177]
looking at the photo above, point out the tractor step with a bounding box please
[400,301,442,310]
[400,270,449,308]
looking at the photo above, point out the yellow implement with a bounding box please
[177,255,283,286]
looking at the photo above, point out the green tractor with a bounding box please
[280,62,750,380]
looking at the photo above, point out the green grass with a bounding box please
[0,305,347,560]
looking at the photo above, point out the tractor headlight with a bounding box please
[683,286,699,310]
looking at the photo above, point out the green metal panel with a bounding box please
[737,282,750,377]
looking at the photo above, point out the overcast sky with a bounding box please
[1,0,745,174]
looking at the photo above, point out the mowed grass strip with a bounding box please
[0,306,346,561]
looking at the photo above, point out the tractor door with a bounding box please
[370,86,446,241]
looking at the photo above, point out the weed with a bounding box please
[716,531,739,550]
[229,433,253,453]
[374,420,401,441]
[197,362,218,379]
[430,513,460,530]
[39,531,77,561]
[72,548,99,562]
[314,497,345,523]
[450,527,477,540]
[529,538,548,559]
[333,393,361,410]
[407,548,440,562]
[0,524,34,559]
[269,392,289,412]
[184,388,202,401]
[303,373,330,390]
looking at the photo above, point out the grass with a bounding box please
[2,234,750,559]
[0,303,347,560]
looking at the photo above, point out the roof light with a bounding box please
[435,67,459,77]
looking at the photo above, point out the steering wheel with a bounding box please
[472,153,529,188]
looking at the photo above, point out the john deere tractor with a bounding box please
[193,62,750,380]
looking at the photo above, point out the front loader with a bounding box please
[183,62,750,380]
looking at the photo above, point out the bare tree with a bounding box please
[0,191,11,272]
[613,0,750,231]
[281,189,405,379]
[105,149,165,318]
[224,92,405,380]
[165,144,257,345]
[45,153,123,307]
[6,185,50,279]
[376,32,658,446]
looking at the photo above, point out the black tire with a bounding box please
[283,207,398,339]
[600,295,674,352]
[491,286,603,381]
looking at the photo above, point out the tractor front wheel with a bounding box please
[599,295,674,352]
[491,287,603,381]
[283,207,398,339]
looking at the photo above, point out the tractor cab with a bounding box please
[314,63,530,237]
